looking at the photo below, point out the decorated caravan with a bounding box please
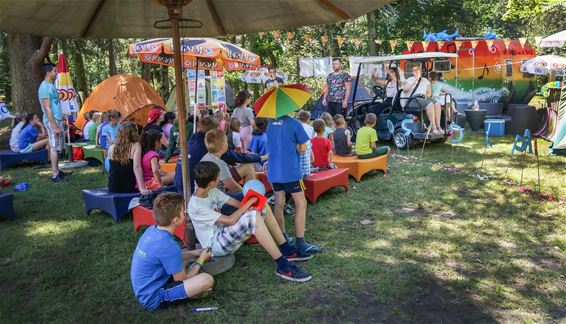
[400,38,537,106]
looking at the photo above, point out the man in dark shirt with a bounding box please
[264,66,284,92]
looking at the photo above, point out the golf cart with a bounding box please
[348,52,460,149]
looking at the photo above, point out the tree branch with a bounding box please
[31,37,53,65]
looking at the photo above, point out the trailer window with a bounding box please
[521,59,534,78]
[433,60,451,72]
[505,59,513,77]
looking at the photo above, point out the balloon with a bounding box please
[243,179,266,196]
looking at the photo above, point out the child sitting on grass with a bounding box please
[189,161,312,282]
[310,119,333,170]
[131,192,214,310]
[355,113,389,159]
[332,114,355,157]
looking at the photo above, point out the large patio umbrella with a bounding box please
[539,30,566,48]
[0,0,393,249]
[128,37,260,71]
[520,55,566,77]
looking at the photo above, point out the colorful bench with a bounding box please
[303,168,349,204]
[0,149,49,170]
[255,172,273,194]
[81,188,140,223]
[159,161,177,174]
[132,205,186,244]
[81,145,105,164]
[333,154,388,182]
[0,193,15,221]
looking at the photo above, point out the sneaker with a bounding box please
[58,170,72,178]
[285,251,313,262]
[267,196,276,205]
[276,263,312,282]
[51,174,64,183]
[284,203,295,215]
[298,241,322,255]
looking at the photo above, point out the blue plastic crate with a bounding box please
[484,119,505,137]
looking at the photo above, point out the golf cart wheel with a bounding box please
[393,128,415,149]
[431,136,448,144]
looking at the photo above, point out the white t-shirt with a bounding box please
[232,107,255,128]
[9,121,24,152]
[401,76,430,107]
[200,153,232,192]
[301,122,315,138]
[83,120,94,140]
[231,132,242,149]
[188,188,230,248]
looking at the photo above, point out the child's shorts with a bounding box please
[210,209,265,257]
[157,277,189,309]
[272,180,305,194]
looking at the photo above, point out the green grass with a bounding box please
[0,132,564,322]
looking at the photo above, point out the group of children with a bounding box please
[128,87,391,310]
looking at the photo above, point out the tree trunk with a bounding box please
[7,34,52,115]
[141,63,152,82]
[159,66,169,100]
[108,39,118,76]
[367,12,378,56]
[70,40,89,98]
[326,26,335,57]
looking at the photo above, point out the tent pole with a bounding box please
[167,1,196,250]
[194,58,199,133]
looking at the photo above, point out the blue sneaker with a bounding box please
[51,174,64,183]
[297,241,322,255]
[276,263,312,282]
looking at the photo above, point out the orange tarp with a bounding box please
[75,74,165,130]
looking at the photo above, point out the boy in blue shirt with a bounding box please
[101,110,121,150]
[266,115,321,257]
[131,192,214,310]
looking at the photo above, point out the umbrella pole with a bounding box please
[194,58,199,133]
[167,2,196,250]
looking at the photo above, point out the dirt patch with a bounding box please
[301,279,495,323]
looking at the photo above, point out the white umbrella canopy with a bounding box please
[0,0,391,38]
[540,30,566,48]
[240,67,289,84]
[520,55,566,77]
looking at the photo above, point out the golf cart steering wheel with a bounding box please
[371,85,386,104]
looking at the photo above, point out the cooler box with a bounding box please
[484,119,505,137]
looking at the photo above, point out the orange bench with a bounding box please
[132,205,186,244]
[159,161,177,174]
[303,168,349,204]
[333,153,388,182]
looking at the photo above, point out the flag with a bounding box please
[354,38,362,49]
[287,32,295,41]
[422,41,430,50]
[55,53,79,115]
[389,40,397,50]
[436,41,443,50]
[406,41,414,51]
[374,39,383,45]
[304,34,312,42]
[272,31,281,40]
[454,40,463,51]
[519,37,527,48]
[486,39,494,48]
[471,40,479,50]
[503,39,511,50]
[336,37,345,48]
[534,36,542,46]
[321,35,329,44]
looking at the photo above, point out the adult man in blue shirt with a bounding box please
[266,115,321,257]
[38,63,68,182]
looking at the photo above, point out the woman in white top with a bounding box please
[370,64,402,116]
[401,65,443,134]
[232,90,256,152]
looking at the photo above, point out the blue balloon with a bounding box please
[243,179,266,196]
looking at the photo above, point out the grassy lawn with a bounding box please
[0,132,564,323]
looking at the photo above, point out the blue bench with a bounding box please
[0,193,15,221]
[0,149,49,170]
[81,188,140,223]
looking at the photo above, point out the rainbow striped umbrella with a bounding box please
[253,84,312,118]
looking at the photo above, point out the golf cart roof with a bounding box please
[352,52,459,64]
